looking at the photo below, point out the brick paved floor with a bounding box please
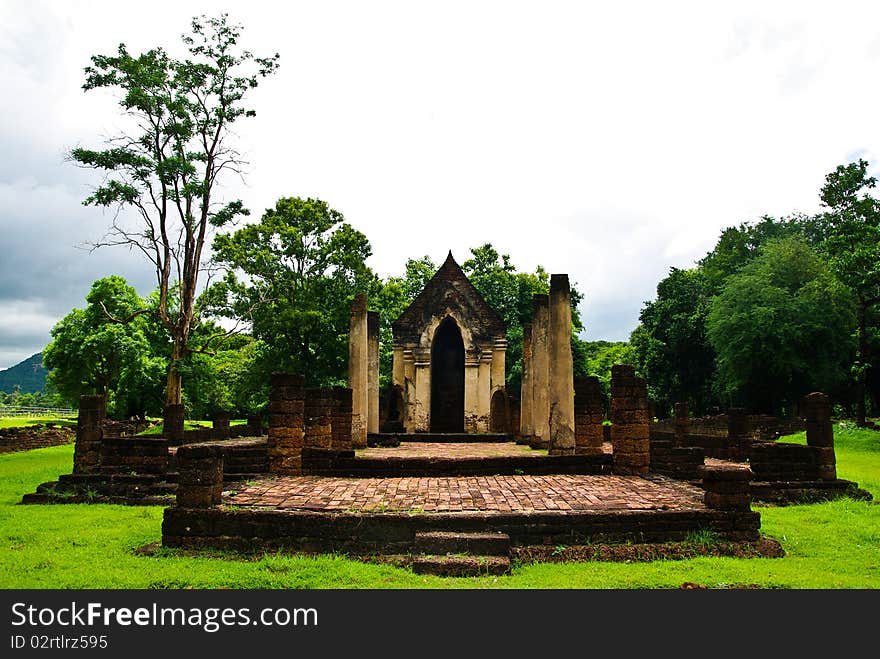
[225,473,705,513]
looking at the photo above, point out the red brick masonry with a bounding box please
[226,473,706,513]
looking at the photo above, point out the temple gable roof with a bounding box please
[392,251,506,344]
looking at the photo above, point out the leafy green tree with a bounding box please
[706,237,856,414]
[209,196,377,386]
[69,14,279,408]
[819,159,880,425]
[629,268,717,415]
[581,340,635,414]
[43,276,156,417]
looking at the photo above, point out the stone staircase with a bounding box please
[412,530,512,577]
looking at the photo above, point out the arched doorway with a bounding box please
[430,316,465,432]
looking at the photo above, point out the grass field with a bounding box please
[0,416,77,429]
[1,425,878,589]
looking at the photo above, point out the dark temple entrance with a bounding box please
[430,316,465,432]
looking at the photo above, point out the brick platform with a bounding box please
[226,473,706,513]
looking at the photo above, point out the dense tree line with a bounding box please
[629,161,880,422]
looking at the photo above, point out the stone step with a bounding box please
[412,555,511,577]
[415,531,511,556]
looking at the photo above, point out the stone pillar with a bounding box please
[491,337,507,392]
[247,414,263,436]
[519,323,534,445]
[464,349,481,433]
[73,394,105,474]
[727,407,749,460]
[392,343,405,388]
[212,412,231,440]
[574,376,604,455]
[163,404,185,444]
[367,311,380,435]
[673,402,689,448]
[804,392,836,480]
[610,364,650,475]
[403,348,416,432]
[348,294,369,448]
[413,348,431,432]
[530,294,550,449]
[176,444,224,508]
[549,274,575,455]
[267,372,305,474]
[331,387,353,450]
[477,350,492,432]
[304,387,333,449]
[700,466,753,511]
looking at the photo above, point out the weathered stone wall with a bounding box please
[267,372,305,475]
[163,505,760,553]
[700,466,753,511]
[574,376,604,456]
[304,387,333,450]
[610,365,650,475]
[99,437,169,475]
[331,387,353,450]
[0,425,74,454]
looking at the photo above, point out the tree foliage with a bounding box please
[42,276,160,417]
[706,237,856,414]
[69,14,279,406]
[819,158,880,424]
[209,196,377,386]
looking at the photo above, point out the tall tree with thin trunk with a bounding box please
[69,14,279,407]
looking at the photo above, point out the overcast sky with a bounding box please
[1,1,879,369]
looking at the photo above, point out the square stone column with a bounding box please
[212,412,231,440]
[530,294,550,449]
[348,294,369,448]
[304,387,333,449]
[163,404,185,444]
[413,348,431,432]
[267,372,305,474]
[519,323,534,445]
[403,348,416,432]
[549,274,575,455]
[575,376,604,455]
[392,343,405,388]
[804,391,836,480]
[464,349,481,433]
[477,350,492,432]
[367,311,380,434]
[610,364,650,475]
[331,387,353,450]
[491,337,507,392]
[73,394,106,474]
[673,402,689,448]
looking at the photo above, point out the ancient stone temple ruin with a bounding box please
[351,252,510,434]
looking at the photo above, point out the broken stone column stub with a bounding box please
[176,444,224,508]
[804,392,836,480]
[267,372,306,475]
[73,394,106,474]
[574,376,604,455]
[549,274,575,455]
[610,364,650,475]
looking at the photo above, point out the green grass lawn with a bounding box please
[1,425,878,589]
[0,416,77,429]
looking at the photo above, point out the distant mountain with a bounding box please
[0,353,48,394]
